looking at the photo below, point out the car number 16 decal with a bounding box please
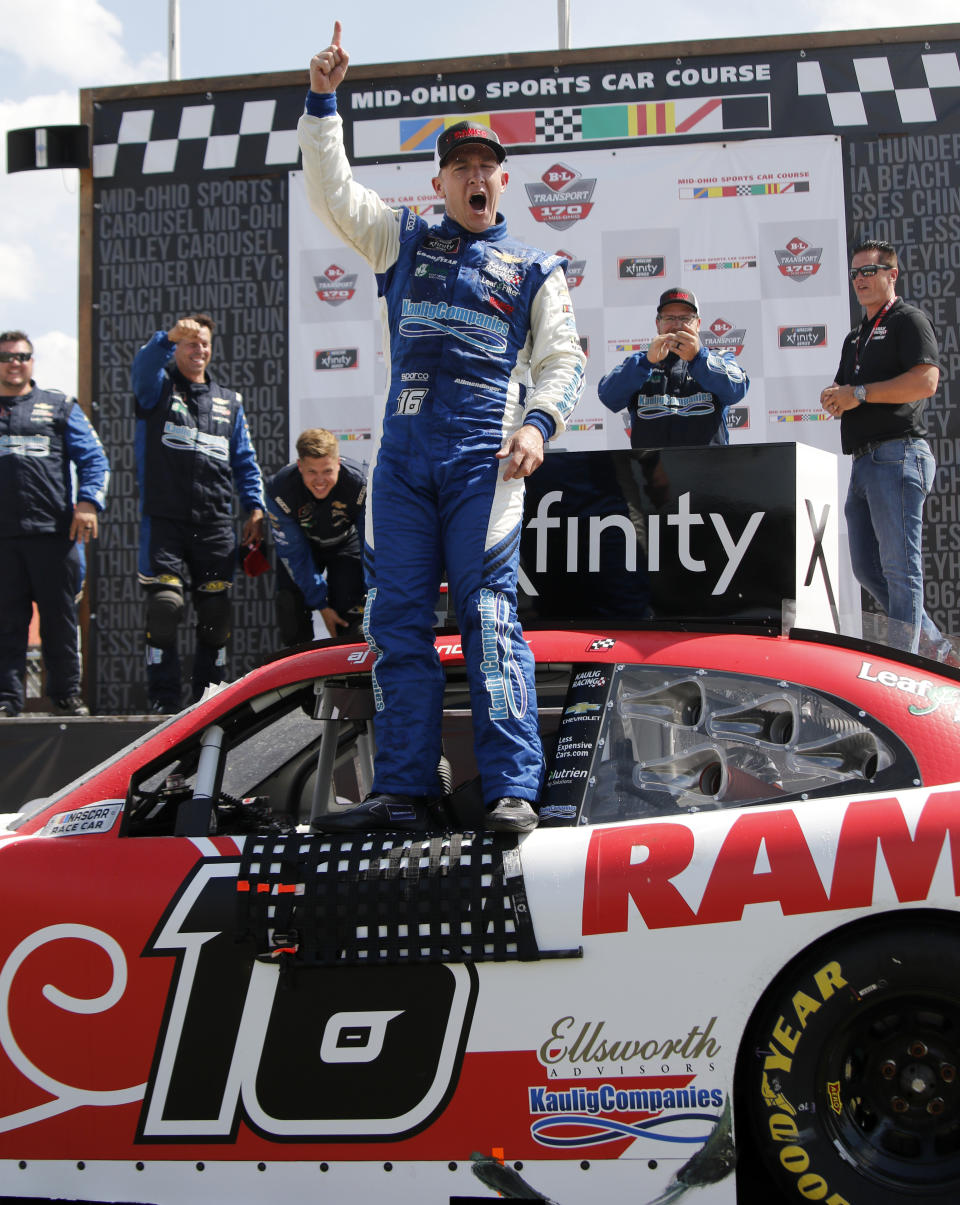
[140,860,477,1141]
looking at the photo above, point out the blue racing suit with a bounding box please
[298,96,585,804]
[132,333,264,708]
[598,348,748,447]
[0,385,108,713]
[266,457,366,644]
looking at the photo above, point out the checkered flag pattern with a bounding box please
[535,109,582,143]
[796,50,960,126]
[93,92,304,178]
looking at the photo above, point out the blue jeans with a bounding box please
[845,436,946,656]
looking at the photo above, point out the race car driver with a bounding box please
[132,315,265,712]
[299,22,585,833]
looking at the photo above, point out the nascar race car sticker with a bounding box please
[42,800,124,837]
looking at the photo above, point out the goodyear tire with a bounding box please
[741,917,960,1205]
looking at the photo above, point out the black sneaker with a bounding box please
[485,797,539,833]
[312,793,444,833]
[0,704,18,718]
[50,696,90,716]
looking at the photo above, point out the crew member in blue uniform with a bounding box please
[0,330,108,716]
[132,314,265,712]
[598,287,748,447]
[265,427,366,644]
[298,23,585,832]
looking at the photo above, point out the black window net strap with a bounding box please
[233,831,576,967]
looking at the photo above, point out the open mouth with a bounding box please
[469,191,487,213]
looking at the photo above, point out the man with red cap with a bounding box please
[298,22,585,834]
[599,287,748,447]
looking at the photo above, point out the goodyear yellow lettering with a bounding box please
[793,990,821,1028]
[779,1144,810,1172]
[757,959,854,1205]
[769,1112,798,1141]
[796,1172,829,1198]
[773,1015,801,1053]
[763,1045,792,1073]
[760,1074,797,1114]
[813,961,847,1000]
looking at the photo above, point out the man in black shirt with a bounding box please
[820,239,951,659]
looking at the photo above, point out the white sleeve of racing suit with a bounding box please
[523,265,586,438]
[297,111,401,273]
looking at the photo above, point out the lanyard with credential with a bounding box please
[853,297,896,379]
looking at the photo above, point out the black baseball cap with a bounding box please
[435,120,506,168]
[657,287,699,314]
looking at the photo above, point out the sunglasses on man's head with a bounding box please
[849,265,894,280]
[0,352,32,363]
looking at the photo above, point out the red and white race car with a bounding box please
[3,624,960,1205]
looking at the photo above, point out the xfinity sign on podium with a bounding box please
[519,444,839,631]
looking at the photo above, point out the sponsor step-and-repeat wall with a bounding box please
[86,29,960,712]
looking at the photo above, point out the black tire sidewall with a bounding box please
[742,917,960,1205]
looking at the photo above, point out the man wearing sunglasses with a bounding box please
[820,239,952,660]
[0,331,109,716]
[598,287,748,446]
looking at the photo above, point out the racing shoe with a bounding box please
[312,793,443,833]
[485,797,539,833]
[50,695,90,716]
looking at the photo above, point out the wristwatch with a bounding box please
[853,384,867,404]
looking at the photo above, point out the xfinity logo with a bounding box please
[315,348,359,370]
[618,256,665,279]
[526,490,764,595]
[779,325,827,348]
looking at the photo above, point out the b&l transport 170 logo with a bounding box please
[314,263,358,306]
[525,163,596,232]
[556,249,586,288]
[775,237,823,283]
[701,317,746,357]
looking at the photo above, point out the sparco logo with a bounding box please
[557,248,586,289]
[314,348,359,370]
[701,318,746,357]
[617,257,665,280]
[775,236,823,283]
[525,163,596,232]
[314,263,357,306]
[778,325,827,348]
